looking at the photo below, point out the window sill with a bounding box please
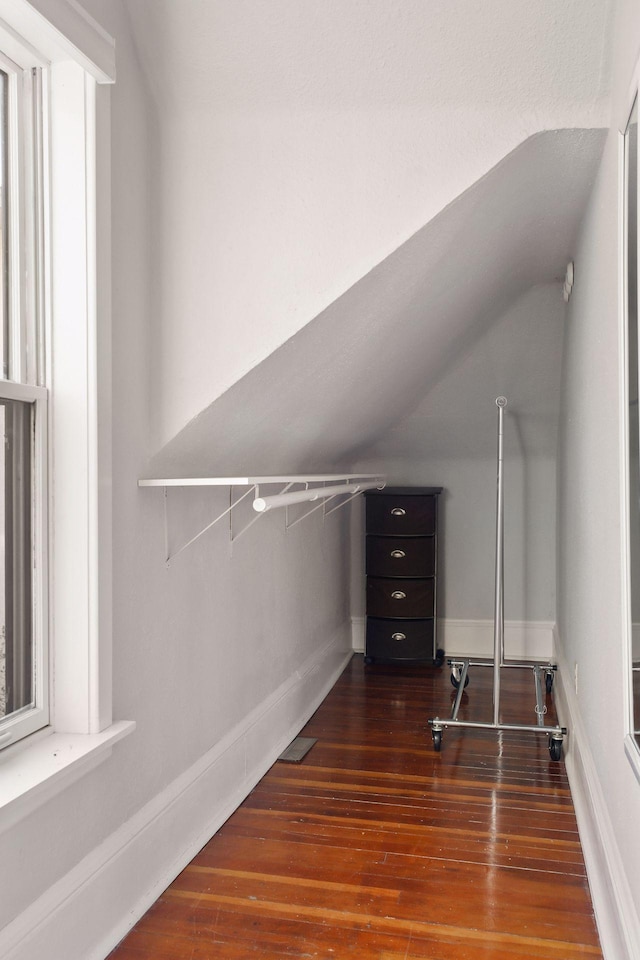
[0,720,135,832]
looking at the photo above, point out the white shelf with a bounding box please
[138,474,382,488]
[140,473,386,561]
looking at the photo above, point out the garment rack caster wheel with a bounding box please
[433,648,445,668]
[545,670,554,694]
[549,736,563,762]
[432,729,442,752]
[450,668,469,689]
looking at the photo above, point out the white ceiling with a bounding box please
[125,0,611,116]
[121,0,614,451]
[147,128,606,477]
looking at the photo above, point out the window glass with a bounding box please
[0,60,45,746]
[0,399,33,723]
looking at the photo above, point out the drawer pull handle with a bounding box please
[391,590,407,600]
[391,507,406,516]
[392,632,406,642]
[390,549,406,559]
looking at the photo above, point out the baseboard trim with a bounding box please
[553,639,640,960]
[352,616,555,661]
[0,633,352,960]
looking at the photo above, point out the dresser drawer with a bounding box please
[366,576,434,619]
[366,494,436,536]
[366,617,434,661]
[366,535,435,578]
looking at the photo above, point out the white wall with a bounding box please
[0,4,354,957]
[123,0,613,451]
[146,140,603,481]
[555,1,640,954]
[0,3,632,958]
[352,283,563,635]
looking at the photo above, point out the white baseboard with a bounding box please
[352,616,555,661]
[351,615,365,651]
[440,618,555,660]
[0,633,353,960]
[553,639,640,960]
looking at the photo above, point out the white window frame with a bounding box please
[0,0,134,831]
[0,385,49,747]
[619,58,640,785]
[0,49,49,746]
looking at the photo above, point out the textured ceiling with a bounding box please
[121,0,614,449]
[125,0,611,116]
[146,128,606,478]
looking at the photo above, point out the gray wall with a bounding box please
[2,2,638,956]
[122,0,612,451]
[556,0,640,932]
[0,0,352,939]
[353,282,563,625]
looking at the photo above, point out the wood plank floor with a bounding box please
[108,655,602,959]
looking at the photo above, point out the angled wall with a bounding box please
[148,129,605,480]
[352,281,566,629]
[124,0,613,450]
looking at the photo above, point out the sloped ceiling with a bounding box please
[359,281,568,465]
[124,0,613,449]
[146,128,606,478]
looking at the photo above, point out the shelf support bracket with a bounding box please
[231,481,295,543]
[165,485,257,566]
[285,482,385,529]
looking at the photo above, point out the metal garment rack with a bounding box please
[428,397,567,761]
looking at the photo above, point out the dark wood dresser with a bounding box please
[364,486,443,665]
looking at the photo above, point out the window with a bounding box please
[0,2,133,829]
[0,55,47,749]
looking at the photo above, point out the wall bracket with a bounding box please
[138,474,385,564]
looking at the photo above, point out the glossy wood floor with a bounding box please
[109,655,602,959]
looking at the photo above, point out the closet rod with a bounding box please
[253,480,384,513]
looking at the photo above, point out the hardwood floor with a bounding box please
[108,655,602,959]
